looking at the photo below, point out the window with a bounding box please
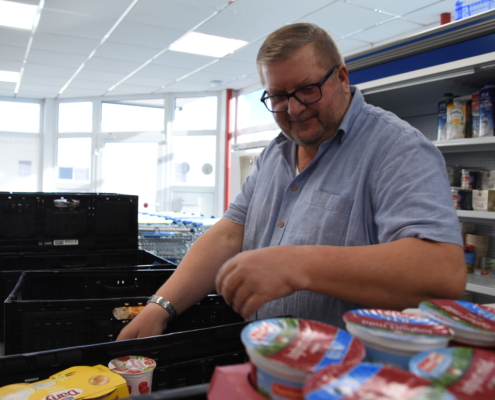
[101,100,164,132]
[237,88,274,130]
[57,138,91,181]
[58,102,93,133]
[173,135,216,186]
[0,101,40,133]
[174,97,217,130]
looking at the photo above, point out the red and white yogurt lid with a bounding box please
[304,362,458,400]
[108,355,156,375]
[241,318,365,373]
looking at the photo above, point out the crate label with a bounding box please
[53,239,79,246]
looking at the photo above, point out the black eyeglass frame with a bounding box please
[260,65,339,113]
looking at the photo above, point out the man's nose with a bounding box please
[287,96,306,115]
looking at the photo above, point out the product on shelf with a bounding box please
[438,93,454,141]
[479,82,495,137]
[472,92,480,137]
[481,170,495,190]
[465,233,489,269]
[446,95,472,139]
[343,309,453,370]
[472,189,495,211]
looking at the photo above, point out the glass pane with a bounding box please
[237,88,274,130]
[237,129,280,144]
[101,142,158,211]
[174,97,217,130]
[173,136,216,186]
[101,102,164,132]
[57,138,91,181]
[0,135,40,191]
[0,101,40,133]
[58,102,93,133]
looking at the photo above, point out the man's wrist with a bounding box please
[147,294,177,321]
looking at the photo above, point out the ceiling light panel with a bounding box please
[0,0,37,29]
[170,32,247,58]
[0,70,19,82]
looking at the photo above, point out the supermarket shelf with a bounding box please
[457,210,495,219]
[466,273,495,296]
[434,137,495,153]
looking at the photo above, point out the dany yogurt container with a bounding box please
[409,346,495,400]
[108,355,156,396]
[419,299,495,347]
[303,361,458,400]
[343,309,453,369]
[241,318,365,400]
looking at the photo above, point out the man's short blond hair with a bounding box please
[256,23,344,85]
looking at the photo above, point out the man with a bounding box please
[117,23,465,339]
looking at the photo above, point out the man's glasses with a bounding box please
[260,65,338,113]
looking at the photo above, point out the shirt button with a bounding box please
[278,221,285,228]
[291,185,298,191]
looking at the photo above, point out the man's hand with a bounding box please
[215,246,308,318]
[116,303,170,340]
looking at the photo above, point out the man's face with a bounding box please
[261,43,351,149]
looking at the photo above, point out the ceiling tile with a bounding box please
[123,74,173,88]
[104,82,159,96]
[0,27,30,47]
[201,58,256,77]
[21,74,67,86]
[350,18,422,44]
[28,49,87,68]
[138,63,193,80]
[127,0,214,30]
[83,57,142,74]
[160,80,212,92]
[37,9,116,40]
[76,69,128,83]
[300,2,392,39]
[44,0,134,19]
[405,1,457,25]
[23,63,77,79]
[68,78,115,91]
[226,42,262,64]
[31,32,99,55]
[178,0,232,9]
[17,83,60,98]
[196,9,277,42]
[0,60,22,72]
[0,45,25,62]
[154,50,215,70]
[95,41,161,62]
[58,86,104,98]
[338,38,374,58]
[345,0,451,17]
[110,21,185,49]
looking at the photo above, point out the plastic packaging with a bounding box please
[108,356,156,396]
[479,82,495,137]
[438,93,454,140]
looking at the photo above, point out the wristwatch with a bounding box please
[147,294,177,321]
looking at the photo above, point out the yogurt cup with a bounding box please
[409,346,495,400]
[108,355,156,396]
[303,362,457,400]
[343,309,453,370]
[419,299,495,346]
[241,318,365,400]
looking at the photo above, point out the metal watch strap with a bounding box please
[147,294,177,321]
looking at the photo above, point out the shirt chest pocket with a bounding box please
[291,190,353,246]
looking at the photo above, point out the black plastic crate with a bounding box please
[0,321,247,392]
[4,269,243,355]
[0,192,139,252]
[0,250,175,341]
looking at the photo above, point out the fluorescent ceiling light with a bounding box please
[0,70,19,83]
[0,0,38,29]
[170,32,247,58]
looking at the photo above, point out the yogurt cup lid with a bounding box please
[419,300,495,333]
[304,362,457,400]
[344,309,453,343]
[410,347,495,400]
[241,318,365,373]
[108,356,156,375]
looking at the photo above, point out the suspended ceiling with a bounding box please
[0,0,457,99]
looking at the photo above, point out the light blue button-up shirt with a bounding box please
[223,87,463,328]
